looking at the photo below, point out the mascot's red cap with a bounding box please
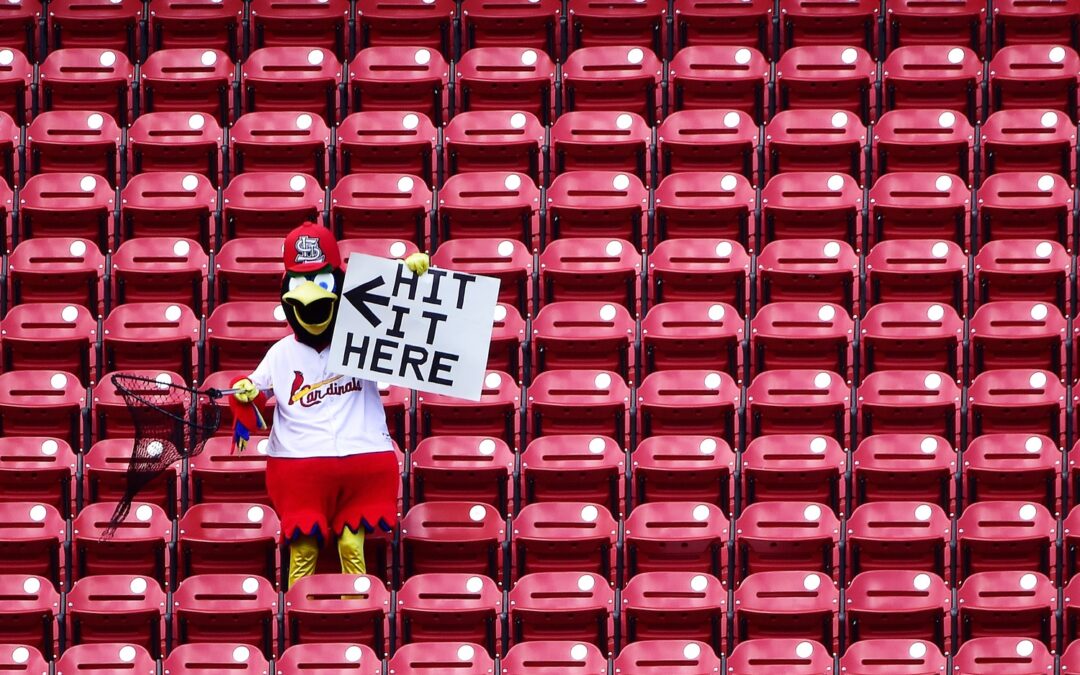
[283,222,341,274]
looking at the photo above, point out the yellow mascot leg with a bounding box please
[338,527,367,575]
[288,535,320,589]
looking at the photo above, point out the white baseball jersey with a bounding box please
[247,336,394,459]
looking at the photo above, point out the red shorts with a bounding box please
[265,450,400,543]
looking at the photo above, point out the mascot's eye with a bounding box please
[313,272,335,292]
[287,276,304,292]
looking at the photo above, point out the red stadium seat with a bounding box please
[349,47,448,125]
[230,112,330,186]
[121,173,218,250]
[443,111,545,181]
[858,371,960,442]
[55,644,156,675]
[562,46,662,123]
[760,172,863,245]
[750,302,853,377]
[397,573,502,655]
[979,171,1074,246]
[177,503,279,580]
[649,238,749,305]
[1067,519,1080,582]
[7,239,101,310]
[250,0,349,59]
[127,113,223,183]
[736,501,839,580]
[981,109,1076,181]
[971,301,1066,376]
[728,640,834,674]
[432,238,532,314]
[19,173,116,250]
[501,641,608,675]
[567,0,665,53]
[411,436,514,511]
[990,45,1080,119]
[0,576,60,657]
[840,639,947,675]
[73,502,171,584]
[84,437,178,514]
[995,0,1080,48]
[48,0,139,60]
[860,302,964,374]
[284,574,389,650]
[400,502,505,580]
[968,369,1066,442]
[512,502,618,582]
[0,371,85,449]
[846,571,950,647]
[776,46,876,124]
[386,642,493,675]
[112,237,207,310]
[733,573,838,646]
[975,239,1070,310]
[547,171,648,247]
[190,435,271,504]
[621,572,725,646]
[765,109,865,179]
[27,111,120,186]
[0,113,16,190]
[617,641,723,675]
[636,370,740,444]
[673,0,772,52]
[141,49,235,126]
[668,47,770,121]
[624,501,727,576]
[213,238,284,302]
[742,434,845,513]
[885,0,984,50]
[957,501,1056,577]
[173,575,278,656]
[520,435,623,515]
[551,111,651,184]
[654,173,755,247]
[355,0,454,55]
[416,370,519,446]
[873,109,974,178]
[460,0,559,54]
[275,643,381,675]
[0,504,66,587]
[1065,639,1080,672]
[205,302,291,372]
[242,47,341,123]
[865,239,967,309]
[0,48,30,129]
[532,301,635,379]
[439,171,540,245]
[641,301,743,377]
[953,637,1054,675]
[489,303,526,377]
[0,645,49,673]
[632,436,735,510]
[101,302,200,375]
[538,238,641,309]
[959,571,1056,646]
[882,46,982,121]
[508,572,614,650]
[331,174,431,245]
[746,370,850,442]
[756,238,858,307]
[0,303,96,385]
[779,0,877,50]
[222,172,324,241]
[456,48,555,124]
[868,172,970,246]
[0,438,76,516]
[148,0,243,59]
[846,501,951,577]
[337,112,435,185]
[339,237,418,263]
[0,1,38,63]
[162,643,270,675]
[527,370,630,441]
[656,114,757,179]
[852,434,956,508]
[40,48,133,125]
[66,575,166,656]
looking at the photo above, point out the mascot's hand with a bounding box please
[405,252,430,276]
[234,378,259,403]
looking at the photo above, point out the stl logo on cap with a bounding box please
[294,235,327,266]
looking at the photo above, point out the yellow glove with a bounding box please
[404,252,430,276]
[234,378,259,403]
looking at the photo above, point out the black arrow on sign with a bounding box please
[344,276,391,327]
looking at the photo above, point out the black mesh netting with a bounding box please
[106,373,223,535]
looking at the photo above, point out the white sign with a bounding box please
[328,253,501,401]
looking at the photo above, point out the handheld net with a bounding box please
[106,374,224,534]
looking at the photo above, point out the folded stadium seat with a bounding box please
[733,573,839,647]
[490,304,527,378]
[845,570,951,648]
[111,237,207,310]
[562,46,662,124]
[0,48,31,129]
[27,110,120,186]
[657,115,758,182]
[177,503,280,581]
[567,0,665,54]
[747,369,850,441]
[547,171,649,247]
[1065,639,1080,672]
[957,501,1056,577]
[1069,531,1080,586]
[19,173,116,250]
[222,172,324,242]
[861,302,964,376]
[284,573,389,650]
[173,575,278,656]
[640,301,743,378]
[538,238,641,309]
[432,238,533,315]
[439,171,540,246]
[387,642,495,675]
[0,0,37,62]
[330,174,432,245]
[349,47,449,126]
[954,638,1056,675]
[511,502,619,582]
[867,173,971,248]
[735,501,840,580]
[0,303,96,385]
[140,49,235,127]
[355,0,454,55]
[621,572,724,647]
[72,502,171,585]
[230,112,331,186]
[0,576,60,658]
[990,45,1080,119]
[756,240,858,310]
[857,371,960,442]
[460,0,560,55]
[148,0,243,59]
[551,111,652,185]
[520,435,623,515]
[778,0,878,52]
[776,46,876,124]
[750,302,854,378]
[277,643,382,675]
[980,172,1074,248]
[741,434,845,514]
[958,571,1056,647]
[971,301,1067,376]
[120,175,218,254]
[213,238,285,302]
[845,501,951,577]
[55,644,156,675]
[668,47,770,121]
[205,301,291,371]
[337,113,436,186]
[865,239,967,310]
[0,112,17,186]
[623,502,727,576]
[397,573,502,655]
[975,239,1071,311]
[508,572,615,651]
[0,437,77,516]
[0,371,85,449]
[840,639,948,675]
[416,370,519,446]
[527,370,630,442]
[340,236,419,264]
[0,504,66,586]
[242,47,342,124]
[968,369,1067,442]
[765,109,866,181]
[501,641,609,675]
[48,0,140,61]
[982,109,1076,181]
[163,644,270,675]
[636,370,740,444]
[760,172,863,246]
[996,0,1080,49]
[84,438,178,515]
[884,0,984,50]
[672,0,771,52]
[400,502,505,580]
[873,109,974,179]
[128,117,222,189]
[653,174,756,246]
[101,302,200,375]
[649,238,750,305]
[882,46,983,121]
[250,0,349,60]
[532,301,636,381]
[729,640,835,675]
[190,436,271,504]
[443,112,544,183]
[411,436,514,511]
[6,238,104,311]
[0,645,49,674]
[39,48,133,125]
[632,435,735,511]
[455,48,555,124]
[66,575,166,656]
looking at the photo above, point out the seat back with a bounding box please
[846,501,951,578]
[746,370,850,442]
[508,572,613,649]
[733,572,838,646]
[846,570,950,647]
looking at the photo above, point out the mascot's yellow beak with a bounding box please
[282,280,338,336]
